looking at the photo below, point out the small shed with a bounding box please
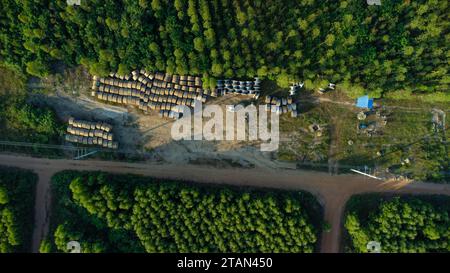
[356,95,374,109]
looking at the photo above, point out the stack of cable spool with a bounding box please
[264,96,298,117]
[65,117,118,149]
[91,70,207,119]
[217,77,260,99]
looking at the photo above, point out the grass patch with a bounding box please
[0,65,26,97]
[279,102,331,163]
[279,90,449,182]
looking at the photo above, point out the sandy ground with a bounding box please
[31,91,290,169]
[0,154,449,253]
[30,93,142,152]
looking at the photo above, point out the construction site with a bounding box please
[11,66,444,184]
[1,0,449,258]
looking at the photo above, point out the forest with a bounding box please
[0,100,63,144]
[0,65,64,148]
[43,171,323,253]
[344,194,450,253]
[0,167,37,253]
[0,0,448,97]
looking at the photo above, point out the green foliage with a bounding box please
[0,66,64,153]
[193,37,205,53]
[49,171,144,253]
[322,222,332,233]
[0,65,27,97]
[0,1,448,98]
[26,60,49,78]
[39,237,52,253]
[276,73,292,88]
[0,99,64,144]
[0,186,9,205]
[344,195,450,253]
[48,171,323,253]
[0,167,37,253]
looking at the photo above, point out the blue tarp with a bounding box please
[356,95,373,109]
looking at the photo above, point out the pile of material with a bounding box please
[289,82,304,96]
[91,70,212,119]
[216,77,261,98]
[318,83,336,95]
[65,117,118,149]
[264,95,298,117]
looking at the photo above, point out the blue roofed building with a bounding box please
[356,95,374,109]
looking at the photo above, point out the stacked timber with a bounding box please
[65,117,118,149]
[91,70,207,118]
[264,95,298,117]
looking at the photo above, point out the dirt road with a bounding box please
[0,154,449,253]
[31,169,52,254]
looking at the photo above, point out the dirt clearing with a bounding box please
[30,89,290,169]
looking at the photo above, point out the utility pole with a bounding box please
[350,168,383,180]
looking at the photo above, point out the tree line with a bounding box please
[0,0,448,95]
[45,171,323,253]
[344,194,450,253]
[0,167,37,253]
